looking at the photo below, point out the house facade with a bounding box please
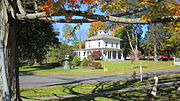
[73,30,125,61]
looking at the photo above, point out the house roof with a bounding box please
[85,34,122,41]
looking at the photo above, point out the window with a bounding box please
[84,52,86,56]
[116,43,118,48]
[98,42,100,47]
[89,43,90,48]
[111,43,113,47]
[105,42,107,47]
[79,52,80,56]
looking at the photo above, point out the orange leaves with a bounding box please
[88,21,107,31]
[38,2,55,11]
[66,32,72,36]
[139,0,180,24]
[88,21,108,37]
[39,0,100,18]
[164,22,180,32]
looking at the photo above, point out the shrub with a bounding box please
[90,51,102,60]
[50,56,58,63]
[132,71,136,80]
[71,56,81,67]
[87,61,102,69]
[80,57,88,66]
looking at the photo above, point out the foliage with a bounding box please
[112,24,130,59]
[100,0,179,30]
[48,43,73,63]
[2,0,180,100]
[87,61,102,69]
[49,56,58,63]
[17,19,59,64]
[90,51,102,60]
[113,24,143,59]
[80,57,88,66]
[71,56,81,67]
[88,21,108,37]
[143,24,169,61]
[160,34,180,56]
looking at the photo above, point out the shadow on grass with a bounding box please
[20,74,180,101]
[133,66,147,68]
[49,75,180,101]
[54,79,149,101]
[50,79,153,101]
[19,63,61,76]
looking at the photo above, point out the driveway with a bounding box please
[19,68,180,88]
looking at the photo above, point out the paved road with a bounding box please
[19,68,180,88]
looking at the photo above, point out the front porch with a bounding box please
[85,48,125,61]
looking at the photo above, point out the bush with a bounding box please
[71,56,81,67]
[50,56,58,63]
[87,61,102,69]
[80,57,88,66]
[90,51,102,60]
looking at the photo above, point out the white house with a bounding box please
[73,30,125,61]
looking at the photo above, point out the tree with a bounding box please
[71,56,81,67]
[48,43,73,63]
[113,24,143,60]
[113,24,131,59]
[159,34,180,56]
[63,24,77,44]
[88,21,108,37]
[0,0,179,100]
[144,24,167,61]
[80,57,88,66]
[17,19,59,65]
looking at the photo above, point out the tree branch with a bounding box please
[110,7,147,17]
[39,17,96,23]
[15,9,180,24]
[17,0,26,15]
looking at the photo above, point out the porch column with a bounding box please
[101,49,104,60]
[111,51,113,59]
[116,51,119,59]
[121,51,125,60]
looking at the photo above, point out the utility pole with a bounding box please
[0,37,10,101]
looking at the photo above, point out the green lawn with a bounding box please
[19,60,180,75]
[21,74,180,100]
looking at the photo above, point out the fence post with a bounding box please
[0,37,10,101]
[140,62,142,82]
[151,76,158,97]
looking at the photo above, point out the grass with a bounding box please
[20,74,180,100]
[19,60,180,75]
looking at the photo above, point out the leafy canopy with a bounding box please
[88,21,108,37]
[38,0,180,31]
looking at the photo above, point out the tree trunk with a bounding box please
[0,1,20,100]
[154,33,158,62]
